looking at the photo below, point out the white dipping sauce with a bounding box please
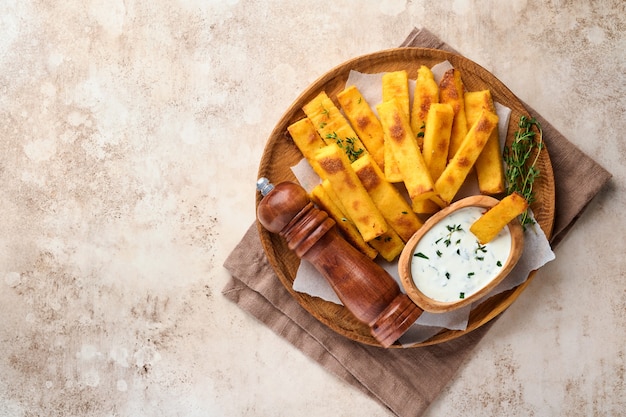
[410,206,511,302]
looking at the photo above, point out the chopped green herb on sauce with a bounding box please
[410,207,512,302]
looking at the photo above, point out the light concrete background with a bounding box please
[0,1,624,416]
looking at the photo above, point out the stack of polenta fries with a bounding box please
[287,66,525,262]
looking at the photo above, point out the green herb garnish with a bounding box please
[343,137,364,161]
[475,242,488,259]
[414,252,429,260]
[327,132,364,162]
[503,115,543,228]
[443,224,463,247]
[416,121,426,139]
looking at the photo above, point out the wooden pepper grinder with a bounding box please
[256,178,423,348]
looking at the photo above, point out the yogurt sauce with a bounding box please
[410,206,512,302]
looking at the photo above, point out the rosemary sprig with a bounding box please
[503,115,543,228]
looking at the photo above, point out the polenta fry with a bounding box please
[337,85,385,169]
[411,65,439,147]
[314,144,388,242]
[435,109,499,204]
[464,90,506,195]
[470,192,528,244]
[439,68,468,160]
[352,154,423,242]
[377,98,437,207]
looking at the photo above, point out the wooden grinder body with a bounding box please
[256,180,422,347]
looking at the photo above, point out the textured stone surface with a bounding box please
[0,1,624,416]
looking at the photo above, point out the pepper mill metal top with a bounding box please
[256,177,274,197]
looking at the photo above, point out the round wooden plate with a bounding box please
[256,48,555,348]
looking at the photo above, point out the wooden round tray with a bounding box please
[256,48,555,348]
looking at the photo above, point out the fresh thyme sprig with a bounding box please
[503,115,543,228]
[326,132,364,162]
[438,224,463,247]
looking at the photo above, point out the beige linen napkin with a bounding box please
[222,28,612,417]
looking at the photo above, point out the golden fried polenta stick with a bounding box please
[303,91,367,162]
[470,192,528,244]
[287,117,328,179]
[382,70,410,118]
[422,103,454,181]
[411,65,439,147]
[337,85,385,169]
[382,70,411,183]
[464,90,506,195]
[367,228,405,262]
[383,139,404,183]
[320,178,402,260]
[377,98,437,208]
[314,144,387,242]
[352,154,423,242]
[439,68,468,160]
[413,102,455,214]
[310,183,378,259]
[435,109,499,204]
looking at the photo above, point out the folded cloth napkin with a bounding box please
[222,27,612,417]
